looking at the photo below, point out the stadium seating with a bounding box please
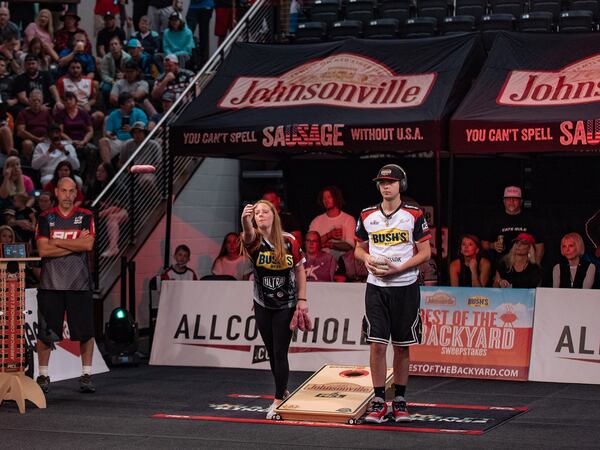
[416,0,451,26]
[345,0,376,25]
[518,11,555,31]
[364,18,401,38]
[567,0,600,20]
[330,19,364,39]
[455,0,489,22]
[559,9,595,31]
[403,16,438,37]
[379,0,412,23]
[480,13,517,50]
[490,0,527,18]
[309,0,341,28]
[293,21,329,43]
[442,15,477,34]
[529,0,562,23]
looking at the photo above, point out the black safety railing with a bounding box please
[91,0,279,297]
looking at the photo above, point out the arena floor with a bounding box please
[1,364,598,449]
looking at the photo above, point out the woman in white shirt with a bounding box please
[552,232,596,289]
[211,232,252,280]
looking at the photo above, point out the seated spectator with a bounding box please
[56,60,104,130]
[151,53,194,100]
[34,190,54,216]
[85,162,128,257]
[211,232,252,280]
[54,11,92,54]
[24,9,55,51]
[335,249,368,282]
[162,12,195,68]
[20,37,58,73]
[15,55,61,109]
[449,234,492,287]
[94,0,122,36]
[494,233,542,288]
[262,190,302,245]
[110,60,156,117]
[96,11,127,58]
[148,0,181,34]
[309,185,356,261]
[0,57,17,109]
[100,36,132,97]
[5,192,36,244]
[161,244,198,282]
[16,89,53,160]
[0,224,15,243]
[149,90,174,130]
[303,230,337,282]
[99,92,148,164]
[42,160,85,207]
[126,38,159,81]
[553,232,596,289]
[0,36,23,75]
[0,7,20,44]
[0,156,35,208]
[131,16,161,57]
[57,32,96,79]
[31,124,81,186]
[118,121,160,168]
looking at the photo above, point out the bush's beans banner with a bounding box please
[451,32,600,154]
[150,282,534,381]
[411,287,535,381]
[529,288,600,385]
[170,35,483,158]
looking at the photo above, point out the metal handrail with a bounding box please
[90,0,279,295]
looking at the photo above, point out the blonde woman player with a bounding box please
[241,200,310,419]
[355,164,431,424]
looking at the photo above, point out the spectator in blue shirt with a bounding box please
[163,11,195,68]
[99,92,148,164]
[57,32,96,78]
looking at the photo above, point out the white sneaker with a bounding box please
[266,400,282,420]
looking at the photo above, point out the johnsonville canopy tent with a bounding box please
[170,35,484,158]
[451,32,600,154]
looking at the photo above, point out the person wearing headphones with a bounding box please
[354,164,431,424]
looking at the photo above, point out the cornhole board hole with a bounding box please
[274,365,393,424]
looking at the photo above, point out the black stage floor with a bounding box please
[1,364,599,449]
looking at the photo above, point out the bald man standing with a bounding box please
[35,177,97,394]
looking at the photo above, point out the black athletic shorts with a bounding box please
[362,282,422,347]
[37,289,94,344]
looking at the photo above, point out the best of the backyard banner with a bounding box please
[411,287,535,380]
[151,282,534,381]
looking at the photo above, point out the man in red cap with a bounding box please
[355,164,431,423]
[482,185,544,268]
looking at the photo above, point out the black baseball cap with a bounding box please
[373,164,405,182]
[60,11,81,21]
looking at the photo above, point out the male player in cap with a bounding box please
[355,164,431,423]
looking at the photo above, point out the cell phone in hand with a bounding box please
[122,116,130,126]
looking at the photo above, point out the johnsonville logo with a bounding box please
[497,53,600,106]
[219,53,436,109]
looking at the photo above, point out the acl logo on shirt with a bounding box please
[256,251,294,270]
[50,229,80,240]
[370,229,409,246]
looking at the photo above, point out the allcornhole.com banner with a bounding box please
[171,35,483,158]
[151,282,534,381]
[451,32,600,154]
[411,287,535,381]
[529,288,600,385]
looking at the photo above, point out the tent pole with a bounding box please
[435,149,443,282]
[447,153,455,264]
[164,145,174,270]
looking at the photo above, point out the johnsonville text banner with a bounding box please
[171,35,483,157]
[411,287,535,381]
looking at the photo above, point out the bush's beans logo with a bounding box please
[218,53,436,110]
[263,276,285,290]
[467,296,490,308]
[256,251,293,270]
[252,345,269,364]
[370,228,409,246]
[497,54,600,106]
[425,292,456,306]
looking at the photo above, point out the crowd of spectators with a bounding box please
[0,0,241,286]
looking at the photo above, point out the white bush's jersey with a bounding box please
[356,203,431,287]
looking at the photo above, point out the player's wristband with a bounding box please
[297,298,307,302]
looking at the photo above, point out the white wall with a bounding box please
[103,158,240,329]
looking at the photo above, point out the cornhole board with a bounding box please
[274,365,393,424]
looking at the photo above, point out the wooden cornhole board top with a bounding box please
[275,365,393,423]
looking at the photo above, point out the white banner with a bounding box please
[529,288,600,385]
[25,289,109,382]
[150,281,372,371]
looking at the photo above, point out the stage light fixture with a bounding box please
[104,307,140,366]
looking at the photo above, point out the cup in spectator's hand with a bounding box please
[331,226,343,240]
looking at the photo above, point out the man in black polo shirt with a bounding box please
[35,177,96,394]
[96,11,127,58]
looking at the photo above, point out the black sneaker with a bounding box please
[79,374,96,393]
[36,375,50,393]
